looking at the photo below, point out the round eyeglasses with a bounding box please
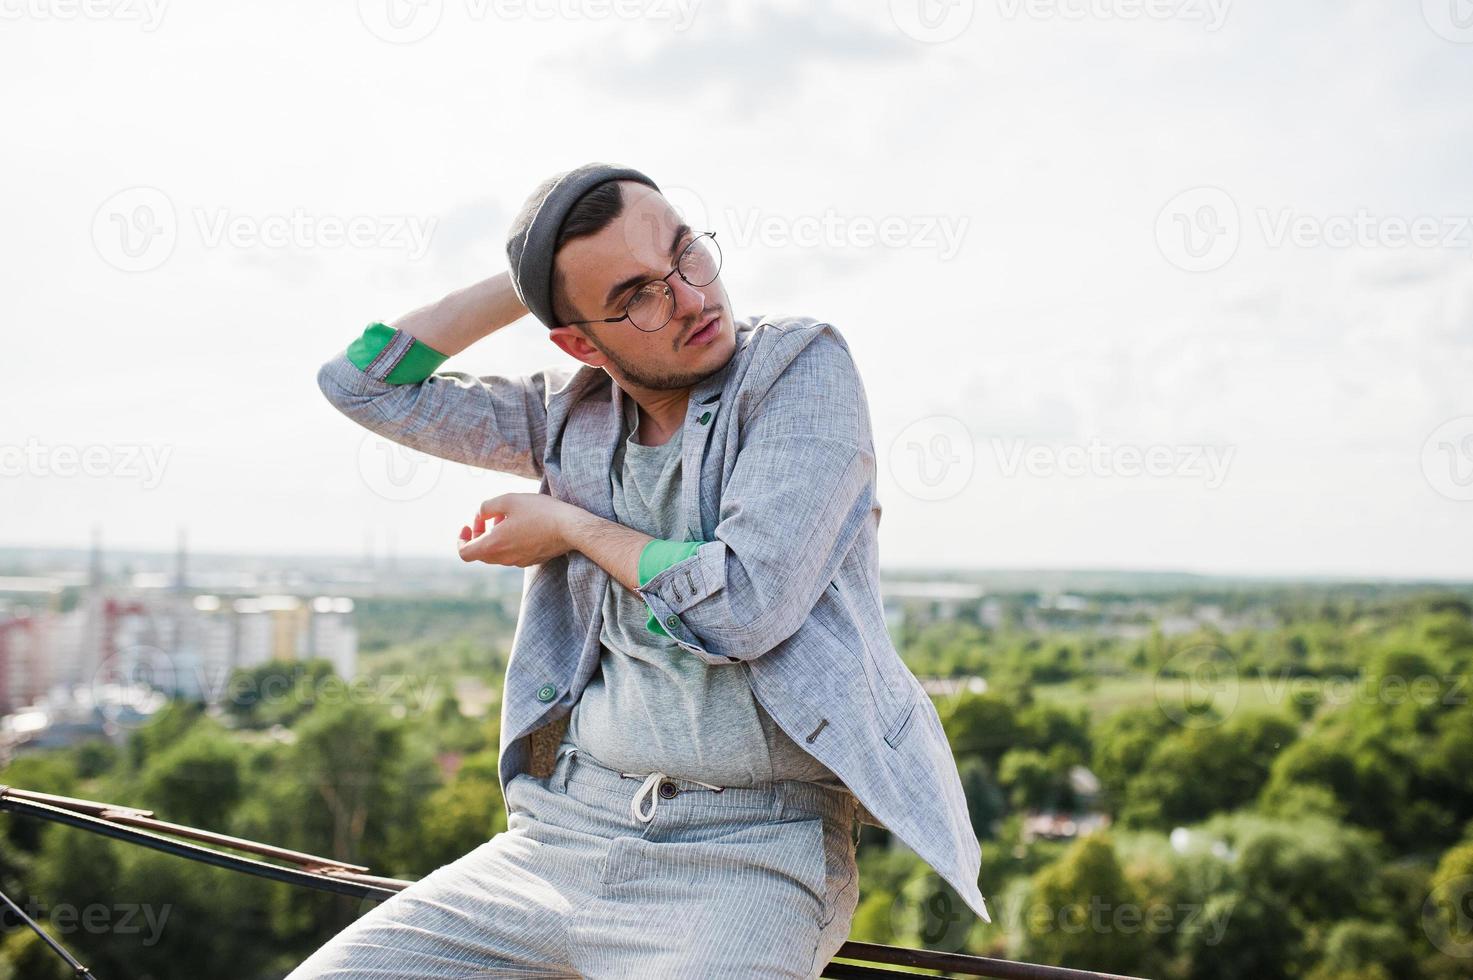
[564,231,722,333]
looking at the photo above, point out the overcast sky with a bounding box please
[3,0,1471,578]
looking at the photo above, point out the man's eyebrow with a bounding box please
[602,222,692,309]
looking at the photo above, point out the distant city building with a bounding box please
[1,531,359,754]
[0,612,48,714]
[309,596,359,682]
[882,580,989,635]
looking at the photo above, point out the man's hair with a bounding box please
[507,178,629,330]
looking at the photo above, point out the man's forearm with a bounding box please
[560,508,652,594]
[559,507,706,639]
[389,270,529,357]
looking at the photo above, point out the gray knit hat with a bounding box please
[506,162,662,330]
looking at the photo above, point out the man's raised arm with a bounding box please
[316,271,573,482]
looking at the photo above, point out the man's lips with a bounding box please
[684,312,720,347]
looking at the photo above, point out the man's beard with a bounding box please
[589,315,722,391]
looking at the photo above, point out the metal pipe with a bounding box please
[0,785,370,872]
[0,881,98,979]
[833,941,1151,980]
[0,787,1150,980]
[0,795,400,902]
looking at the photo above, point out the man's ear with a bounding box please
[547,325,605,367]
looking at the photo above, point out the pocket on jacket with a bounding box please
[813,581,918,747]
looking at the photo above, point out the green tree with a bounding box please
[955,756,1006,840]
[223,658,337,729]
[401,750,507,873]
[283,701,412,865]
[1306,920,1416,980]
[1016,835,1154,975]
[1423,841,1473,977]
[0,930,69,980]
[0,754,76,853]
[137,725,245,830]
[126,700,207,773]
[939,692,1020,768]
[1115,713,1296,829]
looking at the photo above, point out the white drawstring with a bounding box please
[619,770,724,823]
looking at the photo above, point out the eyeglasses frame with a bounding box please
[561,230,721,332]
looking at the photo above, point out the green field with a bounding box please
[1032,674,1303,723]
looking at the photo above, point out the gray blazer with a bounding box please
[316,313,989,923]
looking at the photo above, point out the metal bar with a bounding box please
[317,869,413,891]
[102,812,371,873]
[0,786,369,872]
[0,785,153,818]
[0,882,98,979]
[821,962,931,979]
[836,941,1151,980]
[0,796,399,903]
[0,788,1150,980]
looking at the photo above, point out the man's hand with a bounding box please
[457,492,578,568]
[459,492,658,593]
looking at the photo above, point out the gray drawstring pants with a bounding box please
[284,746,861,979]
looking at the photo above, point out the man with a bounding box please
[293,162,987,979]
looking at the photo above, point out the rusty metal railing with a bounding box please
[0,786,1147,980]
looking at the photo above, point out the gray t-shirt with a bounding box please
[559,393,845,789]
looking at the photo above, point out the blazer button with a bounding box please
[697,411,711,425]
[664,615,679,630]
[536,684,557,703]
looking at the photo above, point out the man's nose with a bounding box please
[669,274,707,319]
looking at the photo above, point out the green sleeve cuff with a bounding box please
[639,538,702,587]
[639,539,703,637]
[344,322,450,384]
